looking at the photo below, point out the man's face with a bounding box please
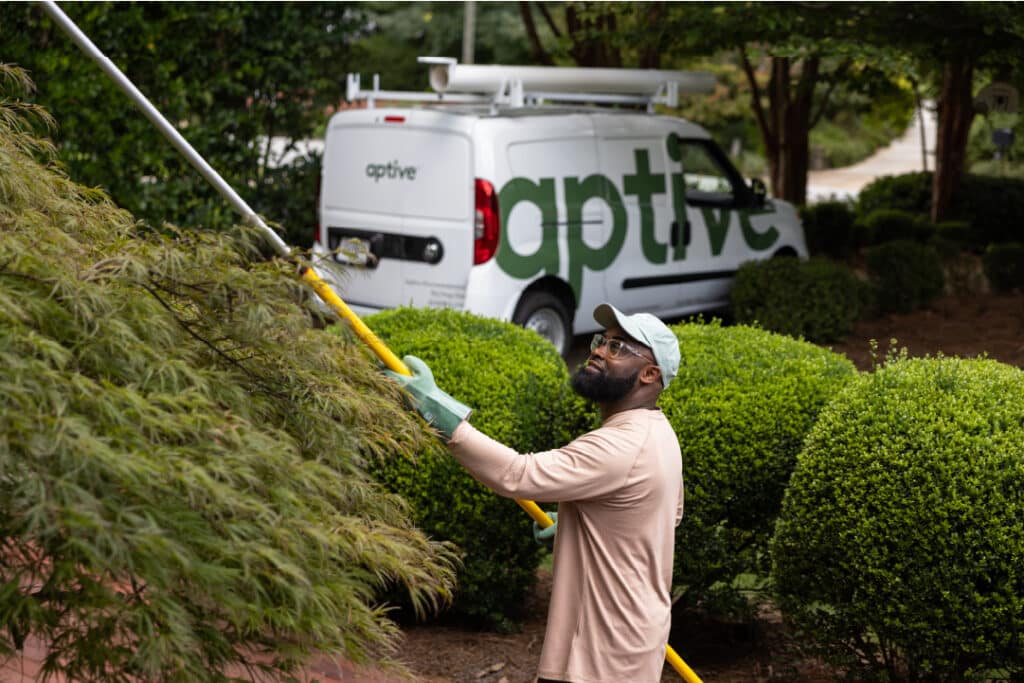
[571,326,654,402]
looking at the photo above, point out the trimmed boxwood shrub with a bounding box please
[358,307,595,629]
[801,201,856,258]
[731,257,874,343]
[660,321,857,615]
[857,171,933,218]
[772,357,1024,680]
[982,242,1024,292]
[933,219,971,246]
[858,172,1024,247]
[862,208,932,245]
[865,240,944,313]
[955,175,1024,245]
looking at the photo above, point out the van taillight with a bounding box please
[474,178,499,265]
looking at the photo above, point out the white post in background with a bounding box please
[462,1,476,65]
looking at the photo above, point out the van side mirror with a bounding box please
[750,177,767,205]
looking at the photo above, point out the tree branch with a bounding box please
[518,2,553,66]
[739,46,773,147]
[536,1,562,39]
[809,57,852,128]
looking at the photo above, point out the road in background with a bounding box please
[806,103,937,202]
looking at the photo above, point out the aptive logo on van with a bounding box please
[366,160,417,182]
[496,133,780,298]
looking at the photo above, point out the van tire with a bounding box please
[513,292,572,356]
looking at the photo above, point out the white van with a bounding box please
[313,59,807,354]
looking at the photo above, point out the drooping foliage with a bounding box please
[0,65,456,682]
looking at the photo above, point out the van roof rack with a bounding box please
[346,57,716,113]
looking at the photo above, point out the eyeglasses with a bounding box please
[590,333,650,360]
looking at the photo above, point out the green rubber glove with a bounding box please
[532,511,557,545]
[385,355,472,440]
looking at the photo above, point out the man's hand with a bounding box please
[533,511,558,545]
[385,355,472,440]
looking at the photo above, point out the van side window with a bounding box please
[678,140,742,207]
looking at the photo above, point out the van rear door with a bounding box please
[319,111,473,310]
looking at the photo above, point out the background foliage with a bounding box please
[0,66,456,681]
[1,1,362,246]
[773,356,1024,680]
[660,321,857,615]
[358,308,596,630]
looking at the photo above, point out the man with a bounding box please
[387,303,684,683]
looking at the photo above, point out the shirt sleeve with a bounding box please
[447,421,644,503]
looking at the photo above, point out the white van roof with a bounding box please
[347,58,716,112]
[331,102,713,141]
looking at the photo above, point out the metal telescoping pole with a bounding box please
[39,4,701,680]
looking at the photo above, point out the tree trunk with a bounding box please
[518,2,553,66]
[766,56,816,205]
[932,57,975,223]
[766,57,790,198]
[638,4,666,69]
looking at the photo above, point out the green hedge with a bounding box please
[772,357,1024,680]
[857,171,933,218]
[862,208,932,245]
[660,321,857,615]
[983,242,1024,292]
[857,172,1024,247]
[801,201,856,258]
[865,240,944,313]
[731,257,873,343]
[955,175,1024,245]
[358,308,595,629]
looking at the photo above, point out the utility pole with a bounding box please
[462,1,476,65]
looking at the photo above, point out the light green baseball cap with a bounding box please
[593,303,680,388]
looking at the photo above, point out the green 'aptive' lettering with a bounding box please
[666,133,688,260]
[565,175,627,300]
[494,134,787,296]
[624,149,668,265]
[739,208,780,251]
[497,177,559,279]
[701,207,730,256]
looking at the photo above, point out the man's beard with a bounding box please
[571,364,639,402]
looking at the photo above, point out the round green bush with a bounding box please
[863,208,932,245]
[772,357,1024,680]
[857,172,933,218]
[955,175,1024,245]
[801,200,856,258]
[933,220,971,246]
[865,240,945,313]
[857,171,1024,248]
[982,242,1024,292]
[660,321,857,615]
[358,307,595,629]
[731,257,874,343]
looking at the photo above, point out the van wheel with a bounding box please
[513,292,572,356]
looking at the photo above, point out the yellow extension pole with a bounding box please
[40,3,702,680]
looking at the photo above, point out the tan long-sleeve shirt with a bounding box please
[448,408,684,683]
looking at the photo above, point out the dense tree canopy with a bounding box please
[2,1,364,244]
